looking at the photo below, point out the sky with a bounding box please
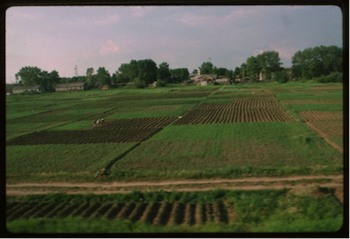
[6,5,343,83]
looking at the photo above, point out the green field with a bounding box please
[6,82,343,180]
[6,143,137,174]
[113,123,342,178]
[6,82,344,233]
[6,189,343,233]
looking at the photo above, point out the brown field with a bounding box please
[280,98,343,105]
[305,121,343,137]
[6,128,160,145]
[298,111,343,121]
[210,94,276,101]
[87,117,177,130]
[196,100,279,109]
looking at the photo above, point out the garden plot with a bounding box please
[6,128,160,145]
[173,98,293,124]
[283,104,343,112]
[113,123,342,173]
[89,117,177,130]
[280,98,343,105]
[6,143,137,174]
[114,137,341,172]
[172,107,294,124]
[209,94,277,101]
[305,121,343,138]
[298,111,343,121]
[6,200,233,226]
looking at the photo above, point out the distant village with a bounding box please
[7,67,293,95]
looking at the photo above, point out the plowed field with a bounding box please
[280,98,342,105]
[210,94,276,101]
[89,117,177,130]
[172,106,294,125]
[298,111,343,121]
[196,100,279,109]
[6,201,235,225]
[6,128,160,145]
[305,121,343,137]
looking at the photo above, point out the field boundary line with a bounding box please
[305,122,343,153]
[6,182,343,195]
[6,175,343,188]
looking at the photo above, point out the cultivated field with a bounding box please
[6,82,344,233]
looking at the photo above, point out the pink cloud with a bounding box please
[99,40,119,55]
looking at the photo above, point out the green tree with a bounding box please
[216,67,229,76]
[192,69,198,75]
[15,66,42,86]
[170,68,189,82]
[199,62,214,74]
[291,45,342,80]
[96,67,111,86]
[136,59,158,85]
[256,51,283,80]
[233,67,241,78]
[86,67,95,86]
[157,62,171,80]
[48,70,60,89]
[245,56,259,82]
[117,63,132,82]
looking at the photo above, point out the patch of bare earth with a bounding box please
[6,175,343,195]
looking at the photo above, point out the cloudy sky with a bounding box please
[6,5,342,83]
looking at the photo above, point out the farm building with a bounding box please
[12,85,45,94]
[190,74,217,85]
[55,82,88,92]
[101,85,110,90]
[215,76,231,85]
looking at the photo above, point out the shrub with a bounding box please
[275,71,289,84]
[314,72,342,83]
[133,77,145,88]
[156,79,166,87]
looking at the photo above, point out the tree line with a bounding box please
[14,59,192,90]
[13,45,342,91]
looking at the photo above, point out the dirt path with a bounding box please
[6,182,343,195]
[6,174,343,188]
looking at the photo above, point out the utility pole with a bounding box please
[74,65,78,76]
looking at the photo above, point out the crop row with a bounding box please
[280,98,343,105]
[172,106,294,125]
[108,92,211,101]
[196,100,279,109]
[6,201,235,225]
[91,117,177,130]
[6,128,159,145]
[298,111,343,121]
[215,91,268,95]
[210,94,276,101]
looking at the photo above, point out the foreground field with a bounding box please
[6,82,344,233]
[6,187,344,233]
